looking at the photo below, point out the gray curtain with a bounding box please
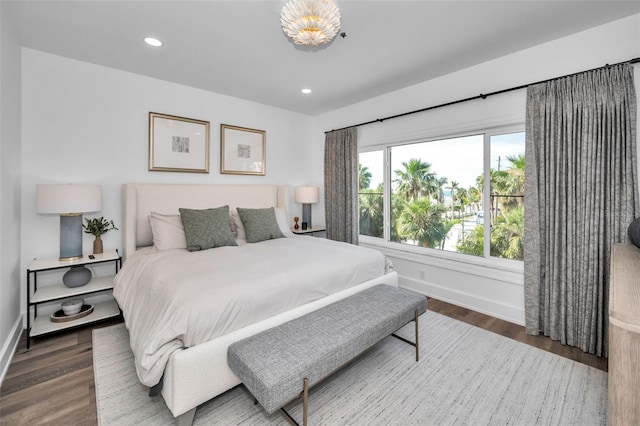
[324,127,358,244]
[524,63,638,356]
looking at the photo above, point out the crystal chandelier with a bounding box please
[280,0,341,46]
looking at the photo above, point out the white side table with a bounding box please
[26,250,121,348]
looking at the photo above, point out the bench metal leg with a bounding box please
[303,377,309,426]
[280,377,309,426]
[415,309,419,361]
[391,310,420,361]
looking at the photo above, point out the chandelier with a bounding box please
[280,0,341,46]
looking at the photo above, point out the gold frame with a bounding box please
[220,124,266,175]
[149,112,210,173]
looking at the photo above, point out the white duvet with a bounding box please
[113,236,388,387]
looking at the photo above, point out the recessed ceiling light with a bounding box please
[144,37,163,47]
[301,88,312,94]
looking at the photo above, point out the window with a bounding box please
[488,133,525,260]
[358,150,384,238]
[358,130,525,263]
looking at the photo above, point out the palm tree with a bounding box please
[491,154,525,212]
[491,206,524,260]
[436,176,449,204]
[359,163,372,190]
[394,159,437,202]
[502,154,525,208]
[454,187,469,217]
[447,180,460,219]
[390,192,407,243]
[467,186,482,213]
[359,183,384,238]
[456,225,484,257]
[397,198,448,248]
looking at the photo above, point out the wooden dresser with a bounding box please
[609,243,640,425]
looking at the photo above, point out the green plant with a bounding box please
[83,216,118,237]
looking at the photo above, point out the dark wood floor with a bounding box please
[0,299,607,425]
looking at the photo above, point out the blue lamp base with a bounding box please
[302,204,312,229]
[60,214,83,261]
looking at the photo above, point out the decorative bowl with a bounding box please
[61,298,84,315]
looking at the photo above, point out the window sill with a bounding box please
[359,236,524,285]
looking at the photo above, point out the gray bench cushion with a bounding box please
[227,284,427,414]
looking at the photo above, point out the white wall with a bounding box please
[0,3,23,384]
[315,14,640,325]
[19,49,320,323]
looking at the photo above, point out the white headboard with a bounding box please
[122,183,289,259]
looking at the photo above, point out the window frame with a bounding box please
[358,124,525,272]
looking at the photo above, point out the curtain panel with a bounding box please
[524,63,638,356]
[324,128,358,244]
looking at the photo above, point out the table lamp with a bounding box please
[294,186,319,229]
[37,184,102,287]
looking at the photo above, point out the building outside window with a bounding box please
[358,130,525,263]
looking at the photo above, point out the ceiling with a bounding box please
[4,1,640,116]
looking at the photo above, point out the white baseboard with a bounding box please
[400,275,525,326]
[0,314,24,387]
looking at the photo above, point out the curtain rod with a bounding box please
[325,57,640,134]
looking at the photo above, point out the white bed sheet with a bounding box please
[113,236,388,387]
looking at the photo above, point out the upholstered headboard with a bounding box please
[122,183,289,259]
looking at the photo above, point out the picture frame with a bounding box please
[220,124,266,175]
[149,112,210,173]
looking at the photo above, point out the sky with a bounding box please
[360,132,525,191]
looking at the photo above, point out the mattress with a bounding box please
[113,236,389,387]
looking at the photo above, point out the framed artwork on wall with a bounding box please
[220,124,266,175]
[149,112,210,173]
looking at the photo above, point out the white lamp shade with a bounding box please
[295,186,320,204]
[36,184,102,214]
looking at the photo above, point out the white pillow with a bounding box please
[274,207,294,236]
[230,209,246,240]
[149,212,187,251]
[150,211,239,251]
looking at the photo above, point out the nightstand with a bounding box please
[26,250,121,349]
[291,226,326,237]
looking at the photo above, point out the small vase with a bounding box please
[93,236,103,254]
[63,266,91,288]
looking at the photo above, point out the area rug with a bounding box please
[93,311,607,425]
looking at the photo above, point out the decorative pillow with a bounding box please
[236,207,285,243]
[148,212,187,251]
[178,206,237,251]
[629,217,640,249]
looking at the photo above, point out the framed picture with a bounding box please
[220,124,266,175]
[149,112,210,173]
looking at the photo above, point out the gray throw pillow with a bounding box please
[237,207,285,243]
[179,206,237,251]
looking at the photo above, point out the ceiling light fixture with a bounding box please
[281,0,341,47]
[301,88,312,94]
[144,37,163,47]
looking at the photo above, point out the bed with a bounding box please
[115,183,399,424]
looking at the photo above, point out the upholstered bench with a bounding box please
[227,284,427,425]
